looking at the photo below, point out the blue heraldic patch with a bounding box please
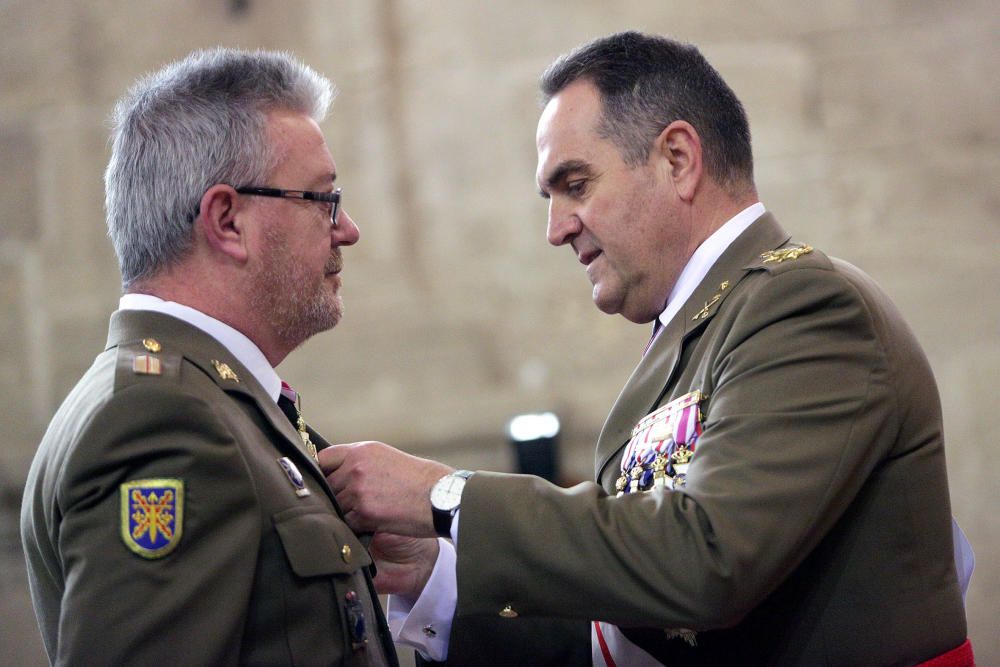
[120,479,184,559]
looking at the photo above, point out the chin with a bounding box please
[592,289,624,316]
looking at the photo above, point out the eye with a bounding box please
[566,179,588,197]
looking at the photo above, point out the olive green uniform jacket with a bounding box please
[447,214,966,666]
[20,310,397,667]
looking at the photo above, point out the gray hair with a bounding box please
[104,48,335,288]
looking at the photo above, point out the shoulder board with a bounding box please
[747,243,831,274]
[114,337,182,391]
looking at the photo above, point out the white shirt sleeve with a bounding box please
[386,525,459,662]
[952,518,974,603]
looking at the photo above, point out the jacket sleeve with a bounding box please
[53,381,261,666]
[452,265,896,630]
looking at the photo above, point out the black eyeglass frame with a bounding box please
[235,186,342,227]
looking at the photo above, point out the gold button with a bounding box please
[341,544,352,563]
[499,604,518,619]
[142,338,161,353]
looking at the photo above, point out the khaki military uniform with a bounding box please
[21,310,397,666]
[446,214,966,666]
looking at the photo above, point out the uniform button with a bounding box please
[499,604,518,618]
[341,544,352,563]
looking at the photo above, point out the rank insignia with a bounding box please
[761,244,813,264]
[211,359,239,382]
[277,457,311,497]
[132,354,162,375]
[120,479,184,559]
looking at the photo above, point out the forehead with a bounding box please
[266,110,336,187]
[535,80,610,186]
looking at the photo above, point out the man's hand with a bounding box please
[320,441,453,538]
[370,533,440,600]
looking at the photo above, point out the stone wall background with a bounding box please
[2,1,997,664]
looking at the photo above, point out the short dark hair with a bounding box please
[540,31,754,196]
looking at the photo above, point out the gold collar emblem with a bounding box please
[211,360,239,382]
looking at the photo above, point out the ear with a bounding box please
[653,120,702,202]
[195,184,250,264]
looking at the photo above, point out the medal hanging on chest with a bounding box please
[616,391,704,495]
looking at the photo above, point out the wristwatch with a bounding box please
[430,470,474,538]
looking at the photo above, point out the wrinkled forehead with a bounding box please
[266,109,337,187]
[535,81,604,187]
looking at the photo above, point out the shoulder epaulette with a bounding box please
[749,243,830,274]
[114,337,182,391]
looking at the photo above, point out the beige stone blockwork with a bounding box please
[0,0,79,113]
[0,121,40,243]
[32,106,120,308]
[3,1,999,664]
[0,253,35,471]
[619,0,881,40]
[816,15,1000,150]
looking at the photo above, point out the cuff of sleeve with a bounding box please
[387,538,457,662]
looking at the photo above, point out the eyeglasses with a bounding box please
[235,186,342,227]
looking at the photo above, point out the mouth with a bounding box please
[577,249,602,266]
[324,254,343,276]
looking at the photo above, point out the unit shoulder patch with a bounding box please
[120,478,184,558]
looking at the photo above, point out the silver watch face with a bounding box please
[431,473,469,512]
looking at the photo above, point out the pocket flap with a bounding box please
[274,508,372,577]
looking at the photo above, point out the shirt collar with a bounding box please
[118,293,282,402]
[658,202,766,329]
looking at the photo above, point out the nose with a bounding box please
[331,209,359,246]
[546,199,580,247]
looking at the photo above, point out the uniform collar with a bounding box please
[118,294,282,402]
[658,202,766,330]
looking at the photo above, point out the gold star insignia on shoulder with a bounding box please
[761,244,813,264]
[211,360,239,382]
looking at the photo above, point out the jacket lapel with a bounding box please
[593,213,792,484]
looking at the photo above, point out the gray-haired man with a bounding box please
[21,48,396,666]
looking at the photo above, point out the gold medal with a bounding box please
[615,474,627,494]
[671,445,693,465]
[293,395,319,464]
[652,453,669,489]
[628,464,643,493]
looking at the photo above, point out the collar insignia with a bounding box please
[211,359,239,382]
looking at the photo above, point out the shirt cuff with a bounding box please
[387,537,457,662]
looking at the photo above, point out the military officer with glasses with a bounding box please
[21,48,397,666]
